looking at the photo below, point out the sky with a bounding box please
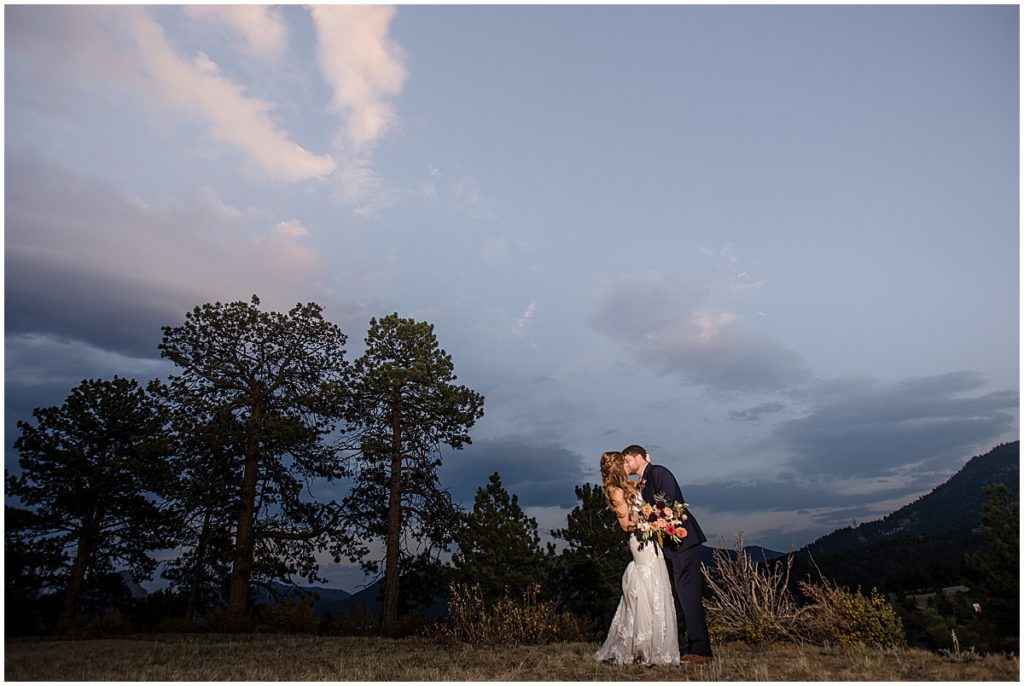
[4,4,1019,593]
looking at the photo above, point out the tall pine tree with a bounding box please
[157,296,352,619]
[342,314,483,632]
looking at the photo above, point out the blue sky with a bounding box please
[5,4,1019,592]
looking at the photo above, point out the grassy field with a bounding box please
[4,633,1019,681]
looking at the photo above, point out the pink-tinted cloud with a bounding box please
[587,272,813,391]
[184,5,288,59]
[122,7,335,182]
[6,6,335,183]
[309,5,407,154]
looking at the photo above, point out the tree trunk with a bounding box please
[227,452,259,619]
[382,407,403,632]
[185,505,214,622]
[56,530,94,633]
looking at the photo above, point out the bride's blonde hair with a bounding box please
[600,451,636,510]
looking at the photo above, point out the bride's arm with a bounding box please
[607,487,636,532]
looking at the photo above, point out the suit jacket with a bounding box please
[640,463,707,555]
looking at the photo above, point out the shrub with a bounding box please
[798,578,905,648]
[202,608,257,634]
[64,610,132,638]
[259,595,320,634]
[702,534,808,644]
[150,617,206,634]
[938,629,981,663]
[321,608,379,636]
[434,582,582,646]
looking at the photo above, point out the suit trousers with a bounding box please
[664,544,712,657]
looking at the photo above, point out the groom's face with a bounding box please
[624,453,641,475]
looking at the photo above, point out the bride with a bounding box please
[594,451,680,666]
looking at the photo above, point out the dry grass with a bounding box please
[4,634,1018,681]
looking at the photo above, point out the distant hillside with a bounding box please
[253,582,352,618]
[320,576,449,620]
[793,442,1019,591]
[701,545,787,568]
[321,580,384,618]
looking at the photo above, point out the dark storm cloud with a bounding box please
[5,152,328,358]
[776,372,1018,478]
[440,437,590,508]
[684,479,921,514]
[586,273,814,392]
[6,250,190,358]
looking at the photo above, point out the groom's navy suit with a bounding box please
[640,463,712,658]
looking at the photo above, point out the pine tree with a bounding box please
[6,377,177,632]
[452,472,552,602]
[965,483,1019,635]
[552,482,631,631]
[341,313,484,632]
[156,296,352,619]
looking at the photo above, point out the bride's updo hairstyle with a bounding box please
[600,451,634,510]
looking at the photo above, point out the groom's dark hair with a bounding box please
[622,444,647,458]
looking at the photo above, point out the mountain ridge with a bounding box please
[793,441,1019,590]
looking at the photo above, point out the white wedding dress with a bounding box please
[594,505,680,665]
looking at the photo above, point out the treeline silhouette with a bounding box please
[4,296,635,640]
[5,296,486,636]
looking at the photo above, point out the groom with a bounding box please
[623,444,713,664]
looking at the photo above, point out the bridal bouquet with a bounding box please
[634,493,689,549]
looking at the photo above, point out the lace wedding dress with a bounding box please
[594,509,680,665]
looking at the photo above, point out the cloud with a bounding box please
[452,177,499,223]
[587,272,813,391]
[516,301,538,334]
[5,153,328,357]
[309,5,407,154]
[685,478,922,515]
[775,372,1019,479]
[184,5,288,59]
[440,437,590,509]
[5,334,172,389]
[307,5,407,214]
[729,401,787,422]
[121,8,335,182]
[336,155,395,217]
[4,335,175,459]
[6,6,334,183]
[685,474,962,552]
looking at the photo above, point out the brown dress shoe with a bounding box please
[680,654,714,665]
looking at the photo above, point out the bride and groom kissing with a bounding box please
[595,444,714,667]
